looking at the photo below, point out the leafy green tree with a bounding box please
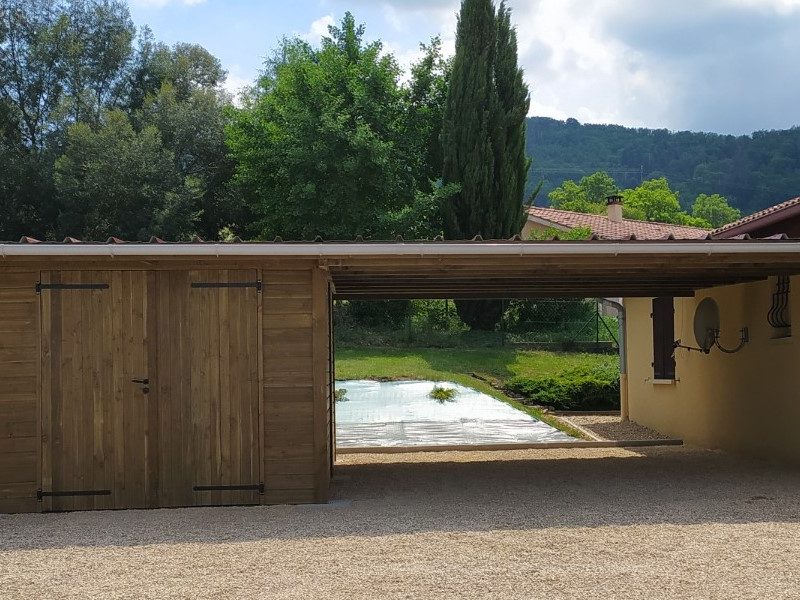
[54,110,197,240]
[0,0,135,150]
[692,193,741,228]
[548,171,715,228]
[136,83,240,238]
[548,171,617,213]
[59,0,135,123]
[0,99,55,239]
[403,37,450,193]
[126,29,226,110]
[622,177,709,227]
[227,14,426,240]
[441,0,529,329]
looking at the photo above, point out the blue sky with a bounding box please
[127,0,800,135]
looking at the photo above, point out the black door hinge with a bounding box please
[37,489,111,501]
[36,282,109,294]
[193,483,264,494]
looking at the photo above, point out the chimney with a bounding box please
[606,194,623,223]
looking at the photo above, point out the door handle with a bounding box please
[132,378,150,394]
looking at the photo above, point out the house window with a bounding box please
[652,296,676,380]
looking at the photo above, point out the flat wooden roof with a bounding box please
[2,239,800,298]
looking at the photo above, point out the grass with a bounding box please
[335,347,616,438]
[429,385,458,403]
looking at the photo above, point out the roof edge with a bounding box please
[2,240,800,259]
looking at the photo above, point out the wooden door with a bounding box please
[41,269,261,510]
[40,271,153,510]
[151,270,262,507]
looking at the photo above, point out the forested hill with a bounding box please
[526,117,800,215]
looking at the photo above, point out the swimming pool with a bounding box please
[335,379,575,447]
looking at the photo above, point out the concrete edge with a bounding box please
[336,439,684,454]
[553,418,604,442]
[550,411,622,416]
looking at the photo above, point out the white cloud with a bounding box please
[302,15,336,44]
[509,1,674,128]
[222,66,251,107]
[314,0,800,132]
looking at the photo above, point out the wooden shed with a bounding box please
[2,238,800,513]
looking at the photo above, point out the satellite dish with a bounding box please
[694,298,720,353]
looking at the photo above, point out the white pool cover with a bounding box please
[335,380,575,447]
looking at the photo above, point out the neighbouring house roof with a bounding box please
[526,206,711,240]
[713,196,800,238]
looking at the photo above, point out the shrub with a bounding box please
[334,388,349,403]
[429,385,457,403]
[337,300,412,328]
[411,299,466,332]
[506,363,619,410]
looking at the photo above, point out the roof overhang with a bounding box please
[2,240,800,299]
[713,201,800,238]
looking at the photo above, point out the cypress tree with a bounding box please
[441,0,530,330]
[494,1,530,236]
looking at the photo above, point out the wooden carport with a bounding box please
[1,237,800,513]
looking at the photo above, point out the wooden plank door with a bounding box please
[151,270,261,507]
[40,271,152,510]
[188,269,262,506]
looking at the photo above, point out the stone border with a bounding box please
[337,439,683,454]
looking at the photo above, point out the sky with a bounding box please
[127,0,800,135]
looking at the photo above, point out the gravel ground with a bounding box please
[556,414,670,441]
[2,446,800,599]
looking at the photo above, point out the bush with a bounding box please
[429,385,457,403]
[506,363,619,411]
[411,299,466,331]
[336,300,412,328]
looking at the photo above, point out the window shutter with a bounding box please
[652,297,676,380]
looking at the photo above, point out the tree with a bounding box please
[548,171,617,213]
[136,83,240,238]
[692,193,741,228]
[54,110,197,240]
[0,99,55,239]
[622,177,709,227]
[59,0,135,124]
[440,0,529,329]
[0,0,135,150]
[403,37,450,193]
[227,14,426,240]
[126,30,226,110]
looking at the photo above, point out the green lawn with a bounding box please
[335,347,617,438]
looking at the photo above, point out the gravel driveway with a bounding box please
[2,446,799,599]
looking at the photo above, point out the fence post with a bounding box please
[596,301,600,344]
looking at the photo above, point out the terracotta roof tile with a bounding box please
[527,206,710,240]
[712,196,800,237]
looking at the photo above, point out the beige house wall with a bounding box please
[625,276,800,463]
[521,219,563,239]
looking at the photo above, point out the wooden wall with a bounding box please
[261,265,332,505]
[0,272,40,513]
[0,261,334,513]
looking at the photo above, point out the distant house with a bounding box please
[713,196,800,239]
[522,197,710,240]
